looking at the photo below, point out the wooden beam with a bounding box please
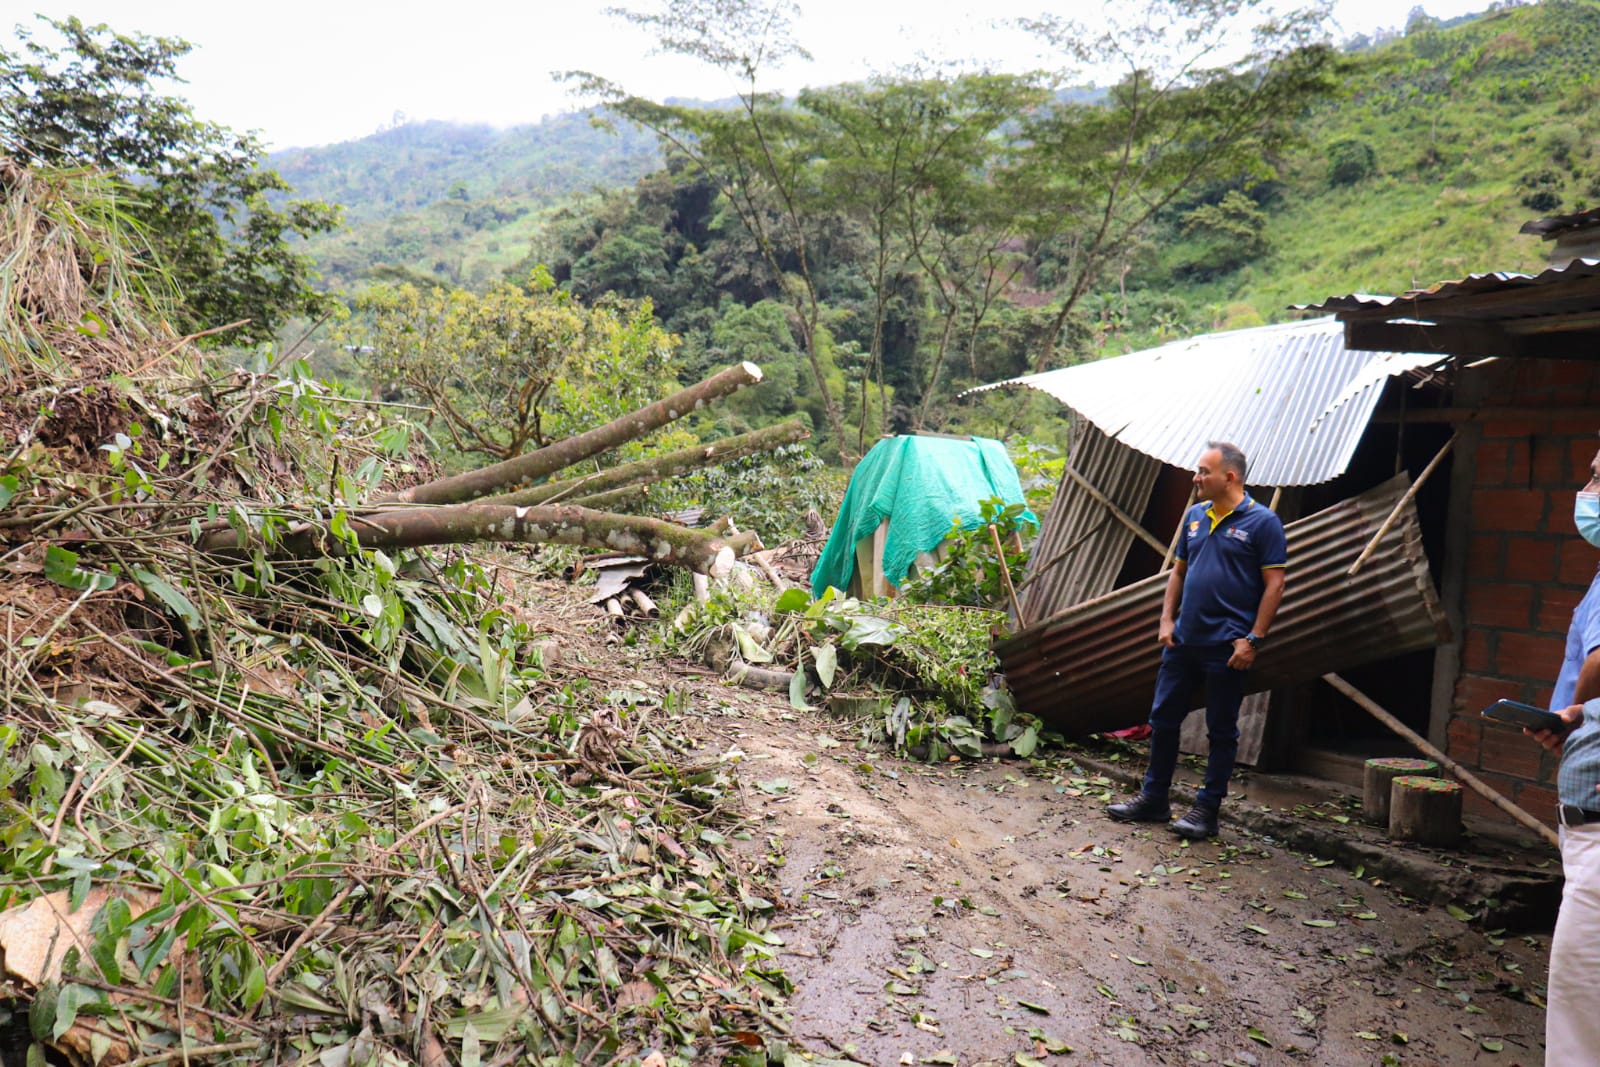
[1322,673,1558,849]
[1497,328,1600,358]
[1344,319,1524,358]
[1062,464,1168,556]
[1348,433,1454,576]
[1371,405,1600,424]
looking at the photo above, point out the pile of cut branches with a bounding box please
[0,159,800,1066]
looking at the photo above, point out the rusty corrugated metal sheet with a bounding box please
[1300,258,1600,315]
[1018,420,1161,621]
[994,474,1449,735]
[966,317,1445,487]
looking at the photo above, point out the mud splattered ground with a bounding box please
[678,687,1552,1067]
[526,578,1553,1067]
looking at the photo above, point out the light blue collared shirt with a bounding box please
[1558,698,1600,809]
[1552,567,1600,712]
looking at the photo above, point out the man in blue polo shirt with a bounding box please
[1107,441,1287,839]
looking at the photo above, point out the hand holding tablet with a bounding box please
[1481,698,1574,733]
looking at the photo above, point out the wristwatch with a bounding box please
[1244,633,1265,649]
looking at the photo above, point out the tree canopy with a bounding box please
[0,15,341,344]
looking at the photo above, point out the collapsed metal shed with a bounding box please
[970,316,1457,751]
[994,475,1452,733]
[971,316,1449,624]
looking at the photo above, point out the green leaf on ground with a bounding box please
[44,545,115,592]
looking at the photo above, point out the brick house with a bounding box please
[1313,257,1600,829]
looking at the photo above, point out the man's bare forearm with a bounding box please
[1161,564,1184,624]
[1251,569,1286,637]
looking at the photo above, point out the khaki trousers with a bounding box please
[1551,823,1600,1065]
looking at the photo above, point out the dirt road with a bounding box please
[678,684,1551,1067]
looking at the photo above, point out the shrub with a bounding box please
[1519,168,1564,214]
[1543,124,1582,167]
[1328,139,1377,186]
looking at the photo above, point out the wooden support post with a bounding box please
[1347,433,1455,576]
[1362,757,1438,825]
[1389,776,1463,847]
[988,523,1027,628]
[1063,464,1169,556]
[1322,673,1557,849]
[1160,487,1198,574]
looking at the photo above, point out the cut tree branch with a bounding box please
[370,362,765,507]
[483,420,809,508]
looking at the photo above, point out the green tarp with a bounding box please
[810,435,1036,596]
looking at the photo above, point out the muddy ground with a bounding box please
[535,580,1555,1067]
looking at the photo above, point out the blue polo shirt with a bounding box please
[1174,493,1287,646]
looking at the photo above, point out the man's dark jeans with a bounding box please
[1140,642,1248,810]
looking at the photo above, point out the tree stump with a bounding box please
[1388,775,1462,847]
[1362,757,1439,825]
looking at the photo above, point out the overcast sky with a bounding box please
[13,0,1491,150]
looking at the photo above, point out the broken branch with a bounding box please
[484,420,809,508]
[372,362,765,506]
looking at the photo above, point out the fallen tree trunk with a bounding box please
[568,485,649,511]
[199,504,749,577]
[372,362,765,507]
[485,420,809,508]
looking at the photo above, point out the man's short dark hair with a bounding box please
[1207,440,1248,482]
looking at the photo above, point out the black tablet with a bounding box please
[1481,699,1572,732]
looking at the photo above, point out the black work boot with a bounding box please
[1107,793,1171,823]
[1170,804,1220,840]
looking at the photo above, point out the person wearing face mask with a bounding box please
[1526,444,1600,1065]
[1105,441,1287,840]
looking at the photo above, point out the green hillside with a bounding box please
[283,3,1600,316]
[1153,0,1600,322]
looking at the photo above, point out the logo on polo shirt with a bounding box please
[1188,519,1200,539]
[1226,527,1252,544]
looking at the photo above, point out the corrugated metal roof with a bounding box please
[1017,420,1160,621]
[1300,258,1600,315]
[967,316,1443,487]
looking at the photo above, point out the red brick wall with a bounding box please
[1446,360,1600,825]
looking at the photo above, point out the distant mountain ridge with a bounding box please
[271,111,660,224]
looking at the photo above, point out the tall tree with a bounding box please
[569,1,859,461]
[1015,0,1339,373]
[0,16,341,344]
[801,72,1040,446]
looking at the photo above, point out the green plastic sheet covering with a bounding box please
[810,435,1036,596]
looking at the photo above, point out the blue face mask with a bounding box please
[1578,492,1600,548]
